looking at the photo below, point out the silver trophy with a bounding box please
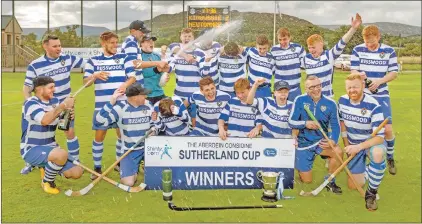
[256,171,282,202]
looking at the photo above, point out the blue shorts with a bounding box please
[92,110,118,130]
[256,86,272,98]
[23,146,75,173]
[374,97,393,124]
[120,150,144,178]
[288,88,302,102]
[348,143,387,174]
[188,104,197,119]
[295,143,328,172]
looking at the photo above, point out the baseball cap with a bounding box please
[129,20,151,33]
[141,33,157,42]
[274,80,290,91]
[125,83,151,97]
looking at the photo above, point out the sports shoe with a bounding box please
[325,182,342,194]
[365,188,378,211]
[387,159,397,175]
[114,163,120,172]
[20,163,34,175]
[90,167,102,180]
[41,181,59,194]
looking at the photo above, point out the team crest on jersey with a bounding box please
[115,58,120,64]
[361,108,367,115]
[267,57,272,62]
[379,52,385,59]
[60,59,65,66]
[291,47,295,52]
[142,109,148,115]
[320,105,326,112]
[217,101,223,107]
[304,103,310,110]
[251,107,257,113]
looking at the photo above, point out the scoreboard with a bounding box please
[187,6,230,30]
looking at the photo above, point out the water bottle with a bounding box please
[57,109,71,131]
[162,169,173,201]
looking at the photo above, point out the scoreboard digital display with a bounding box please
[187,6,230,30]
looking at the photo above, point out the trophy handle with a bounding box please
[256,171,264,183]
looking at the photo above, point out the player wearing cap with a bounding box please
[247,78,293,139]
[95,83,156,187]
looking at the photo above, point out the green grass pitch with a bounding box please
[1,71,420,222]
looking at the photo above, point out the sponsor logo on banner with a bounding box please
[144,136,295,190]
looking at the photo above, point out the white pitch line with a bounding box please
[1,102,22,107]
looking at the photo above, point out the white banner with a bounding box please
[144,136,296,190]
[61,48,167,59]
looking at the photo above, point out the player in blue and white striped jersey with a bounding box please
[246,35,276,98]
[121,20,151,86]
[288,75,343,194]
[212,42,248,97]
[351,25,398,175]
[271,28,306,101]
[21,76,83,194]
[83,31,137,177]
[301,13,362,98]
[218,78,262,139]
[185,76,231,136]
[21,34,85,174]
[338,73,386,211]
[95,83,156,187]
[153,96,190,136]
[195,29,221,87]
[247,78,293,139]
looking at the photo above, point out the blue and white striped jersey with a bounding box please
[198,42,221,86]
[217,50,248,93]
[301,38,347,97]
[25,54,85,102]
[84,53,136,111]
[271,43,306,91]
[189,90,231,136]
[167,46,205,99]
[257,97,293,138]
[219,97,261,137]
[246,47,276,86]
[288,94,340,148]
[351,43,398,97]
[20,96,60,158]
[121,35,144,85]
[338,94,385,145]
[95,101,155,151]
[153,96,190,136]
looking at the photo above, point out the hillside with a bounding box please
[319,22,421,37]
[23,25,109,40]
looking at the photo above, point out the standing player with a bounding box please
[271,28,306,101]
[95,83,156,187]
[247,78,293,138]
[185,76,231,136]
[121,20,151,85]
[21,34,85,174]
[246,35,276,98]
[338,73,387,211]
[302,13,362,98]
[218,78,262,139]
[351,25,398,175]
[83,31,136,178]
[21,76,83,194]
[195,29,221,86]
[153,97,190,136]
[288,76,343,193]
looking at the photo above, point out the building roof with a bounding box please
[2,15,13,30]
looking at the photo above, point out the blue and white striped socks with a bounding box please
[67,137,80,161]
[116,139,123,160]
[43,161,63,183]
[386,137,395,160]
[367,160,386,190]
[92,141,104,169]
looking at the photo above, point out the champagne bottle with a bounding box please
[58,109,71,131]
[364,79,378,94]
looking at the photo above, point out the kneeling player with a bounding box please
[21,77,83,194]
[153,96,190,136]
[338,73,387,211]
[247,78,292,138]
[288,75,343,194]
[218,78,262,140]
[95,83,156,186]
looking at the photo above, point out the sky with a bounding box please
[1,1,421,29]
